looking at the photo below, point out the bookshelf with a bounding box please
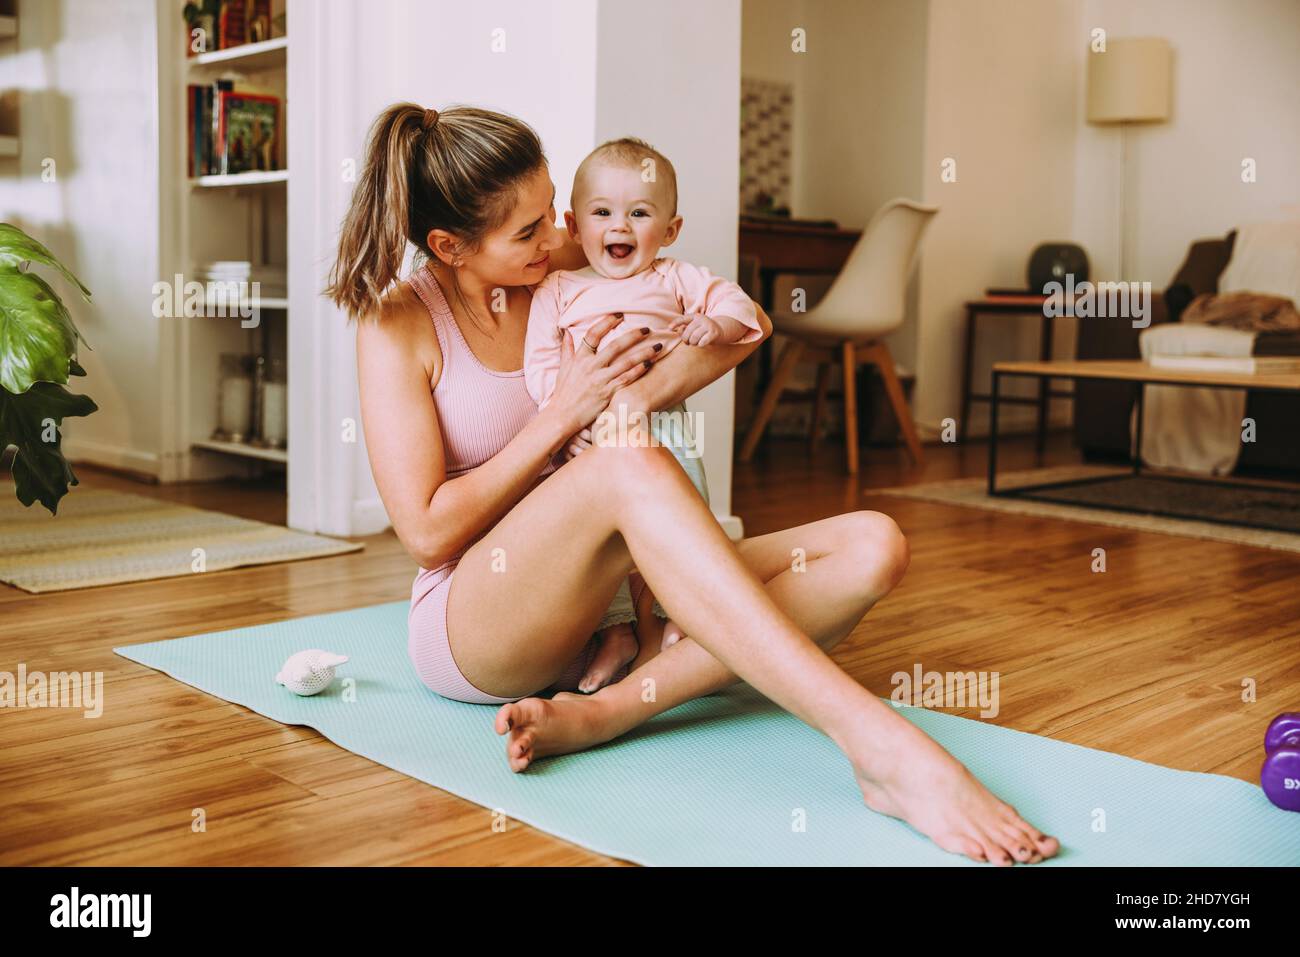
[0,0,18,156]
[159,2,290,482]
[188,35,286,71]
[191,168,288,187]
[192,437,288,464]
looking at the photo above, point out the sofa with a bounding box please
[1073,230,1300,475]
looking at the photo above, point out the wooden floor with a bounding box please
[3,431,1298,865]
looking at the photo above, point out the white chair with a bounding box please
[739,198,938,473]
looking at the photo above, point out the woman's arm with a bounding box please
[607,300,773,416]
[357,291,573,568]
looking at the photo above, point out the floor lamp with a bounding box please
[1086,37,1172,281]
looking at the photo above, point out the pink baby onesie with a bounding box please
[523,257,764,411]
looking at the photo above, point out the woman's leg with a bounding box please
[451,440,1057,864]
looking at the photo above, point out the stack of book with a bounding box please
[197,261,287,300]
[187,81,280,177]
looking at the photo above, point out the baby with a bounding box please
[523,137,764,693]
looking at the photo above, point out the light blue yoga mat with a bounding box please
[115,601,1300,866]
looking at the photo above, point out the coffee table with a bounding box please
[988,359,1300,534]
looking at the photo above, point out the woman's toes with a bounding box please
[508,737,534,771]
[991,823,1046,864]
[510,730,534,759]
[1029,835,1058,860]
[1007,814,1059,857]
[979,832,1015,866]
[955,836,986,863]
[495,703,516,734]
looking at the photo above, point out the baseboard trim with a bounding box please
[350,497,392,537]
[62,438,161,479]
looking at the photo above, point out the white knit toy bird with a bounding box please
[275,650,349,696]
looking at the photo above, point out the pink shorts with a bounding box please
[408,565,632,705]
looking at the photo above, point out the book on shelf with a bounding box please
[1148,354,1300,374]
[247,0,273,44]
[185,0,277,56]
[217,0,246,50]
[218,92,279,174]
[187,81,280,177]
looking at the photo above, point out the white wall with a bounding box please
[914,0,1300,441]
[289,0,600,535]
[741,0,929,376]
[1072,0,1300,285]
[915,0,1081,439]
[290,0,746,535]
[595,0,743,528]
[0,0,162,474]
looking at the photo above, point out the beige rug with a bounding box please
[873,464,1300,555]
[0,487,364,593]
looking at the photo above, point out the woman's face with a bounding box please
[461,165,565,288]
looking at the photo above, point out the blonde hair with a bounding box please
[326,103,546,319]
[572,136,678,216]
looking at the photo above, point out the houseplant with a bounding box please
[0,223,97,514]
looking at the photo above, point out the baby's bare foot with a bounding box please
[494,692,616,772]
[578,623,639,693]
[845,706,1060,865]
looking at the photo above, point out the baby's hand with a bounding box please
[670,313,723,346]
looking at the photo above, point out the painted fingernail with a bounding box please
[653,343,662,351]
[643,360,652,368]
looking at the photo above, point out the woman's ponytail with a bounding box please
[326,103,425,319]
[326,102,546,320]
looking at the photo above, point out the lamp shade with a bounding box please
[1086,37,1172,124]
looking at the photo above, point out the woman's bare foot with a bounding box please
[578,622,639,693]
[842,703,1060,865]
[494,692,617,772]
[496,679,1060,866]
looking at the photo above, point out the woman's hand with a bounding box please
[548,313,661,437]
[563,425,594,460]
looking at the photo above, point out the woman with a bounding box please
[328,103,1059,866]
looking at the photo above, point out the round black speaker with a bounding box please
[1028,243,1089,293]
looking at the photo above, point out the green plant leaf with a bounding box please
[0,269,81,393]
[0,223,92,300]
[0,380,98,514]
[0,224,96,513]
[0,223,93,394]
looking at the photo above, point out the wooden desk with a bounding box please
[739,218,862,309]
[739,218,862,392]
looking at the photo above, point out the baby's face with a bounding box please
[565,162,682,279]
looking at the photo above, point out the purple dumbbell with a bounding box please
[1261,713,1300,812]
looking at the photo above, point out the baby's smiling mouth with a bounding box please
[605,243,635,260]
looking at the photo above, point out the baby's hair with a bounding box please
[571,136,678,216]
